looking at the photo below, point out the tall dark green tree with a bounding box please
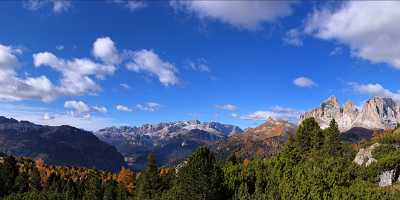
[323,119,342,156]
[169,147,225,200]
[83,171,103,200]
[29,167,42,191]
[295,117,323,153]
[14,172,29,193]
[135,153,162,200]
[0,154,17,197]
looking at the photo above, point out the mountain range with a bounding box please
[1,95,399,172]
[300,96,400,132]
[210,117,296,160]
[95,120,243,170]
[0,116,125,172]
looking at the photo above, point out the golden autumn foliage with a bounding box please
[117,167,136,193]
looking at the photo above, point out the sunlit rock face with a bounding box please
[300,96,400,132]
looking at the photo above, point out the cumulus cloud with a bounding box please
[23,0,71,13]
[92,37,121,65]
[170,1,294,30]
[293,77,316,88]
[241,106,301,122]
[33,52,115,96]
[136,102,161,112]
[116,105,132,112]
[33,37,119,97]
[305,1,400,68]
[126,49,179,86]
[0,44,57,102]
[64,100,107,118]
[351,83,400,102]
[215,104,237,112]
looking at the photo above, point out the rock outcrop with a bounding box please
[300,96,400,132]
[353,143,380,166]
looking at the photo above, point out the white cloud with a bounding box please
[215,104,237,112]
[305,1,400,68]
[0,44,57,102]
[42,112,55,120]
[293,77,316,88]
[351,83,400,102]
[136,102,161,112]
[113,0,147,11]
[283,28,303,47]
[186,58,210,72]
[0,103,116,131]
[52,0,71,13]
[120,83,130,89]
[231,113,238,118]
[170,1,294,30]
[33,37,117,97]
[116,104,132,112]
[92,37,121,65]
[23,0,71,13]
[56,45,64,51]
[64,100,107,118]
[126,49,179,86]
[241,106,301,122]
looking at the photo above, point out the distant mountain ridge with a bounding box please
[95,120,243,170]
[0,116,125,172]
[210,117,296,160]
[300,96,400,132]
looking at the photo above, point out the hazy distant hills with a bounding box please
[0,116,125,172]
[95,120,243,170]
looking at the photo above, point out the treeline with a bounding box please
[2,118,400,199]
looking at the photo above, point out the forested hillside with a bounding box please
[2,118,400,199]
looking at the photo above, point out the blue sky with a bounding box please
[1,1,400,130]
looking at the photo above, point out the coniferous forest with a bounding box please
[2,118,400,200]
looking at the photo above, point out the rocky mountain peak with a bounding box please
[300,96,400,132]
[323,95,340,108]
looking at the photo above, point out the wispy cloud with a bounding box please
[0,103,116,131]
[215,104,238,112]
[136,102,161,112]
[293,77,316,88]
[240,106,301,122]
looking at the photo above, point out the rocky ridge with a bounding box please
[95,120,243,170]
[210,117,296,160]
[300,96,400,132]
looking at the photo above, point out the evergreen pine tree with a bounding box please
[83,171,103,200]
[135,153,161,200]
[29,167,42,191]
[0,154,17,197]
[323,119,341,156]
[170,147,225,200]
[295,118,322,153]
[14,172,29,193]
